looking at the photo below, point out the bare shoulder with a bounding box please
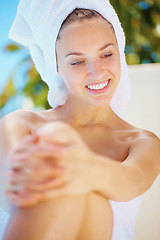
[0,109,59,157]
[130,128,160,147]
[118,117,159,143]
[0,108,59,139]
[118,116,160,170]
[0,109,35,135]
[0,110,36,150]
[126,128,160,173]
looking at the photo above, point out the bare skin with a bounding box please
[1,108,160,240]
[1,18,160,240]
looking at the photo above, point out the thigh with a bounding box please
[77,192,113,240]
[4,195,86,240]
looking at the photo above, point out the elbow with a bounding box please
[112,166,145,202]
[126,166,145,201]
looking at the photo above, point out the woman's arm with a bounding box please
[91,131,160,201]
[31,124,160,203]
[20,123,159,204]
[0,113,88,240]
[2,120,160,206]
[0,114,68,207]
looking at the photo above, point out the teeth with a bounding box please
[87,80,109,90]
[96,84,99,90]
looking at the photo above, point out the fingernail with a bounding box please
[48,179,60,186]
[5,171,15,179]
[32,135,39,143]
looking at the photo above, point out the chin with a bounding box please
[89,99,111,108]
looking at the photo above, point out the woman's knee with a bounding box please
[4,195,87,240]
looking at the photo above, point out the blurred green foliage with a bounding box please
[0,45,50,113]
[1,0,160,113]
[111,0,160,64]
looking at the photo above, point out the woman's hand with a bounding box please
[5,131,67,207]
[37,122,96,195]
[5,122,96,207]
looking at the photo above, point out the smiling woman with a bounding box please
[0,1,160,240]
[55,16,121,107]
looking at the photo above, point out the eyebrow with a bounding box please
[99,43,114,51]
[65,43,114,57]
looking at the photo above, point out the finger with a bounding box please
[25,176,66,191]
[6,191,39,207]
[6,154,29,167]
[29,144,66,161]
[6,164,66,184]
[22,134,39,144]
[5,180,25,192]
[17,173,67,193]
[7,155,50,169]
[6,179,71,206]
[6,170,68,195]
[7,145,66,170]
[23,165,67,179]
[11,135,39,155]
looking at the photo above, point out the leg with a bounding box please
[4,193,113,240]
[77,192,113,240]
[3,195,86,240]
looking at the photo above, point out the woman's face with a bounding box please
[56,17,121,107]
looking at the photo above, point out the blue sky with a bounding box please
[0,0,20,93]
[0,0,30,117]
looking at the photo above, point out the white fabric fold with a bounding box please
[9,0,130,114]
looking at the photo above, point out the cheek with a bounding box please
[58,65,81,90]
[108,56,121,81]
[59,63,84,86]
[116,60,121,82]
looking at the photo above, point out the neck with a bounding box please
[58,96,116,128]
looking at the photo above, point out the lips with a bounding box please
[85,79,110,94]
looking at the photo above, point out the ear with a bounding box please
[56,64,62,79]
[56,52,60,75]
[57,63,59,74]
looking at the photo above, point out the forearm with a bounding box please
[91,154,145,201]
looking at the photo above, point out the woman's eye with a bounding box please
[102,53,113,58]
[71,60,84,66]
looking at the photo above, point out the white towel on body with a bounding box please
[109,196,142,240]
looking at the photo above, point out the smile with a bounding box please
[86,80,109,90]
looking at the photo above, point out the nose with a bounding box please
[87,60,105,80]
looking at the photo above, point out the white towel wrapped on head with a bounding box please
[9,0,130,114]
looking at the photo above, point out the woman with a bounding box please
[0,0,160,239]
